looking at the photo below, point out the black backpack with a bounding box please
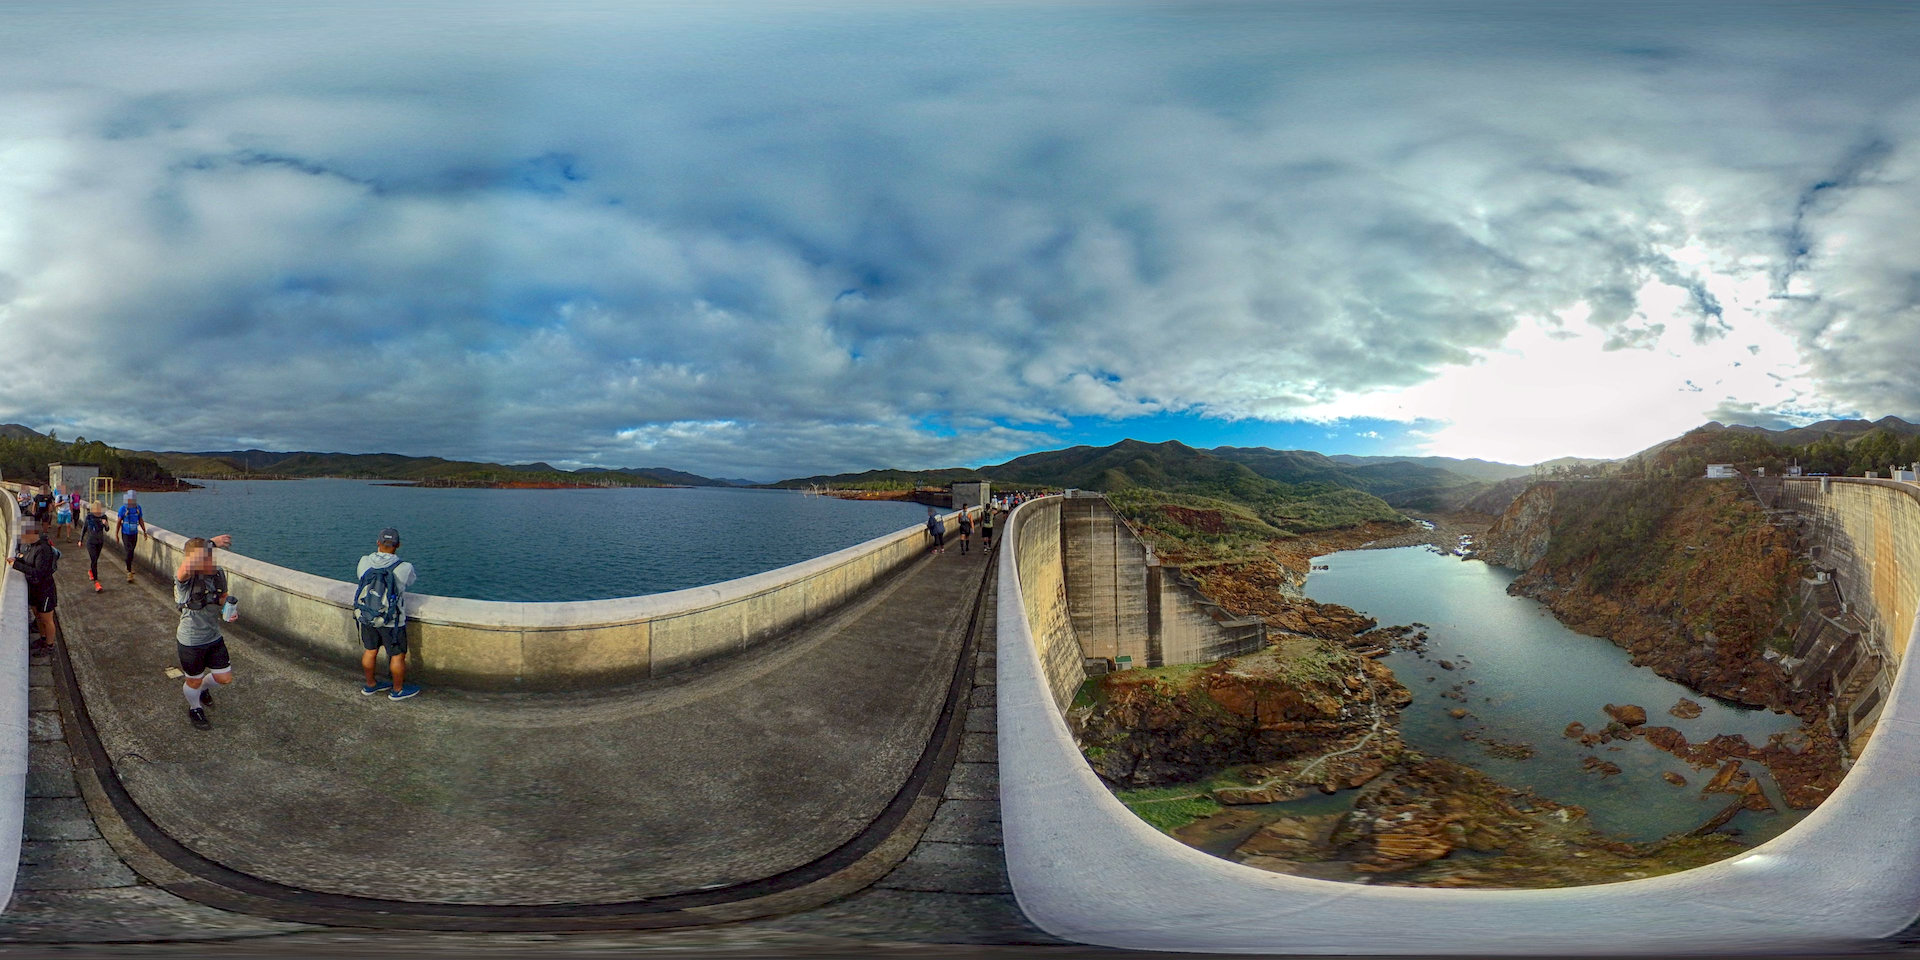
[178,570,226,611]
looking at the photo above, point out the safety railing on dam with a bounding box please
[0,478,977,690]
[0,493,27,911]
[996,491,1920,955]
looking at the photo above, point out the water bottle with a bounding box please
[222,597,239,622]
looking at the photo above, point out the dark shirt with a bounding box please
[81,513,110,545]
[13,542,59,585]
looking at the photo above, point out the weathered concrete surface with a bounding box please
[6,535,1080,957]
[45,533,980,905]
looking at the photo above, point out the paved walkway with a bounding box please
[4,529,1036,939]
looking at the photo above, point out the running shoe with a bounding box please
[389,683,420,701]
[93,579,103,593]
[126,571,135,582]
[188,707,211,730]
[361,680,393,696]
[200,690,212,708]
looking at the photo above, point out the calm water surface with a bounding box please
[1305,545,1811,843]
[134,479,930,602]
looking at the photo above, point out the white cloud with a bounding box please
[0,3,1915,474]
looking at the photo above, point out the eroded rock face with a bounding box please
[1077,644,1409,788]
[1486,479,1817,720]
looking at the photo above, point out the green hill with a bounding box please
[145,449,734,488]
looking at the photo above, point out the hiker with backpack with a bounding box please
[925,508,945,555]
[957,507,974,555]
[354,527,418,700]
[174,537,236,730]
[117,491,146,582]
[9,519,62,651]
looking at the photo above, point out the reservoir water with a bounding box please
[131,479,931,602]
[1304,544,1810,844]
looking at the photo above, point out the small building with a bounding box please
[1705,464,1737,479]
[48,462,100,499]
[950,481,991,512]
[1787,465,1804,477]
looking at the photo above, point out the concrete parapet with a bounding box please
[1,484,30,910]
[997,493,1920,955]
[76,487,978,690]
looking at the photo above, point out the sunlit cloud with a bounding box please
[0,2,1915,474]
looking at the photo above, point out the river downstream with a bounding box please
[1304,544,1808,844]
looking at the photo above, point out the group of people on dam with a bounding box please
[10,485,422,731]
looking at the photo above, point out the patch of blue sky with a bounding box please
[973,411,1447,466]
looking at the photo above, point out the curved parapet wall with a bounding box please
[1781,477,1920,666]
[0,490,29,911]
[997,493,1920,955]
[107,500,978,690]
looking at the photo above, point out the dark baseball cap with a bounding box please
[378,527,400,546]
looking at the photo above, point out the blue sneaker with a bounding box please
[389,684,420,701]
[361,680,393,696]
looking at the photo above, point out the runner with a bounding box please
[354,527,419,700]
[116,490,146,582]
[31,487,52,529]
[957,506,974,555]
[81,501,110,591]
[174,537,235,730]
[980,504,995,550]
[8,520,61,651]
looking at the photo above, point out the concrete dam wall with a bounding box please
[1059,494,1266,671]
[1778,477,1913,750]
[996,491,1920,955]
[0,479,979,691]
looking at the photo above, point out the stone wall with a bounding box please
[75,487,978,691]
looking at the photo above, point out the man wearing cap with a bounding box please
[354,527,419,700]
[116,491,147,582]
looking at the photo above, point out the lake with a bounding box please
[1304,544,1810,844]
[129,479,931,602]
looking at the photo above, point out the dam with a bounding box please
[5,478,1920,955]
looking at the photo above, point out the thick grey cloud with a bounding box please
[2,2,1918,475]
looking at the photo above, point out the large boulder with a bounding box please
[1604,703,1649,727]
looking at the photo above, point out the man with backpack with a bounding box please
[8,520,62,651]
[117,491,146,582]
[355,527,418,700]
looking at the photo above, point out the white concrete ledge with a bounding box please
[996,494,1920,955]
[0,492,28,912]
[109,497,979,690]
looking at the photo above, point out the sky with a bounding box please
[2,2,1918,480]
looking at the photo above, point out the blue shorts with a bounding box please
[360,624,408,655]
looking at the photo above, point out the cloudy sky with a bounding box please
[3,2,1917,479]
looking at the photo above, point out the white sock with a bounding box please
[183,681,205,709]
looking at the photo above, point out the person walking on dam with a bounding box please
[980,504,995,550]
[9,519,62,651]
[355,527,418,700]
[957,507,974,555]
[81,501,111,591]
[174,537,236,731]
[117,491,146,582]
[925,508,945,555]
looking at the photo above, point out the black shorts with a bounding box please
[27,581,55,614]
[360,623,408,655]
[177,638,231,677]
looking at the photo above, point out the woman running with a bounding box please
[82,501,110,591]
